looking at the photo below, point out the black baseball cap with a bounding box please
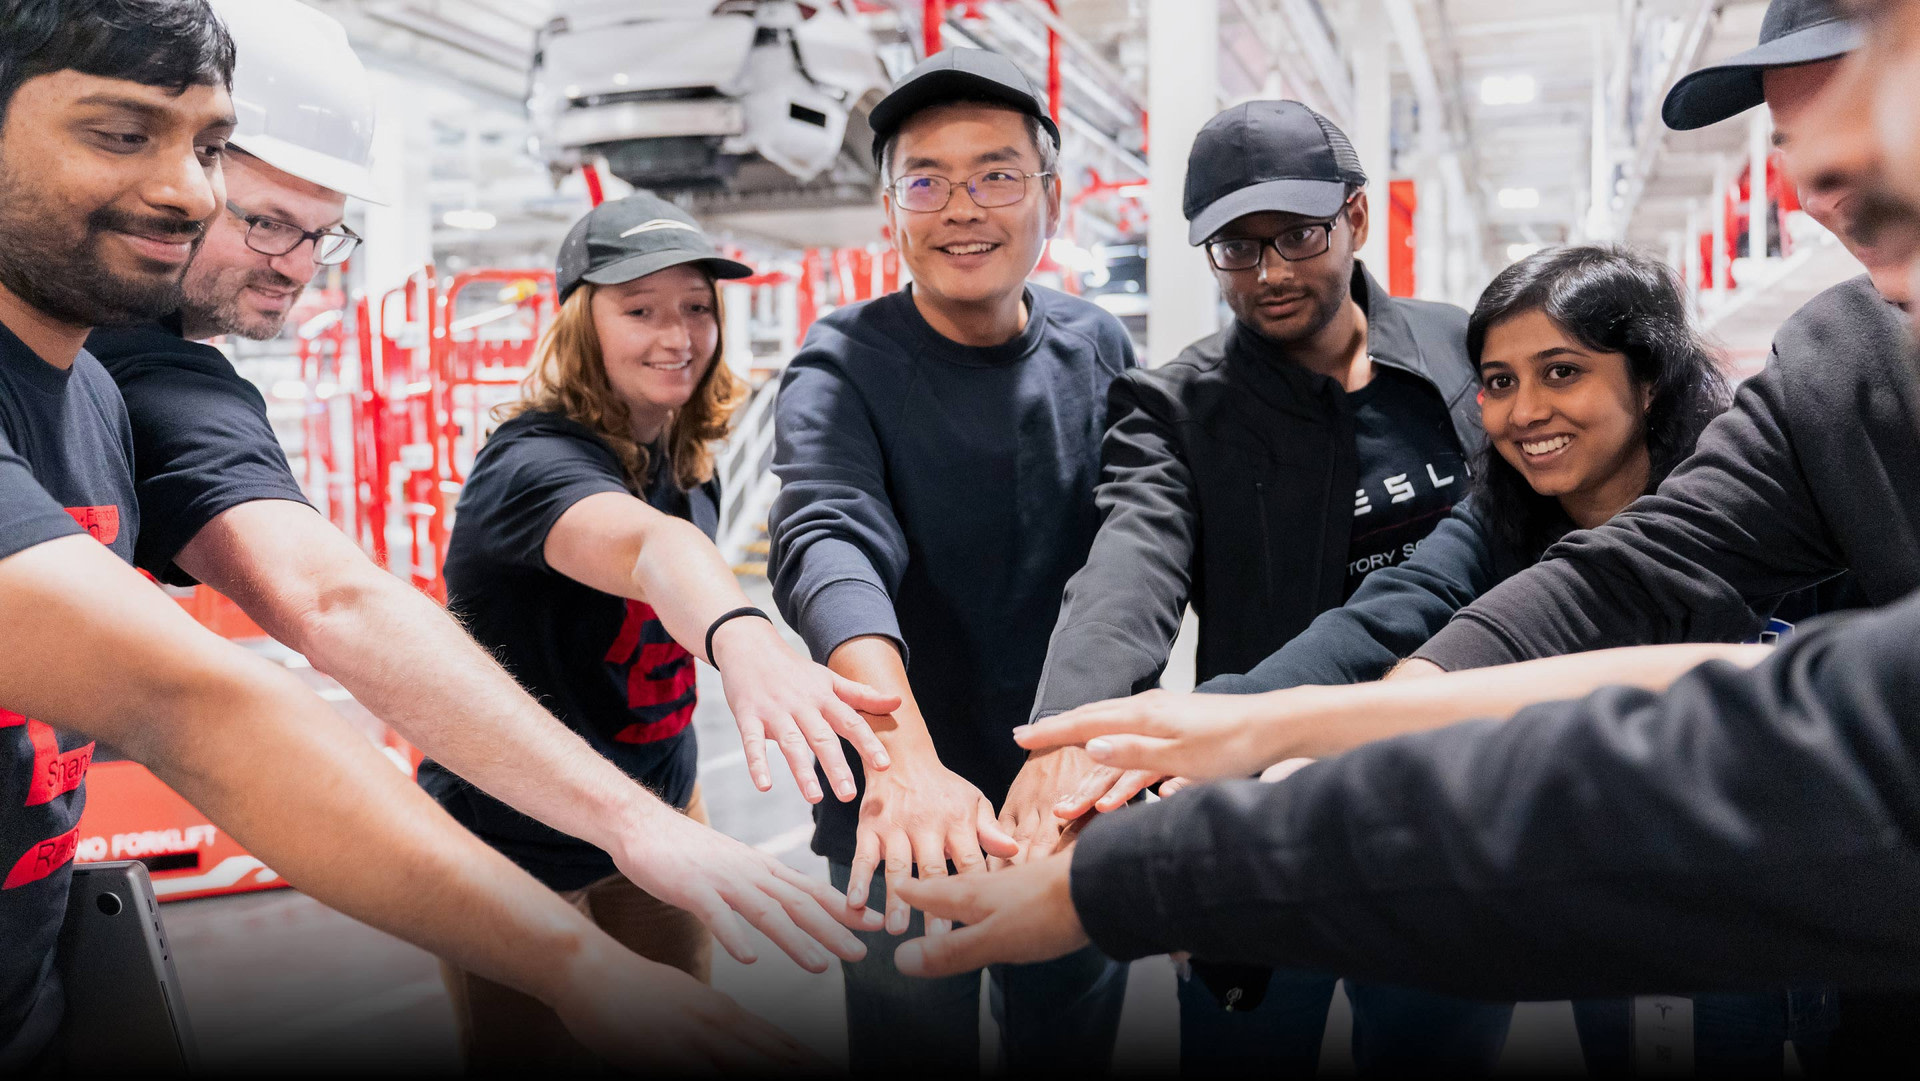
[867,47,1061,168]
[1662,0,1861,131]
[1184,100,1368,245]
[556,190,753,303]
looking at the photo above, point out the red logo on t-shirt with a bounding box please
[3,709,94,808]
[64,505,120,545]
[604,600,697,744]
[4,825,79,890]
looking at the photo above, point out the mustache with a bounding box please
[89,204,205,242]
[1851,184,1920,249]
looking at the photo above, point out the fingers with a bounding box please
[894,872,991,927]
[1084,734,1178,772]
[882,831,915,936]
[770,722,825,804]
[909,831,950,935]
[829,671,903,716]
[823,697,892,775]
[688,888,761,966]
[975,799,1022,860]
[1013,695,1167,751]
[1051,764,1125,821]
[1261,757,1317,783]
[895,921,1000,980]
[1157,776,1192,797]
[736,718,773,793]
[945,818,988,878]
[1094,770,1167,814]
[847,828,882,909]
[721,885,833,974]
[774,859,886,933]
[794,709,858,802]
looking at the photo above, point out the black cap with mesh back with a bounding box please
[1662,0,1861,131]
[867,47,1060,169]
[1183,100,1369,246]
[555,190,753,304]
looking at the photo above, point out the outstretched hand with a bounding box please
[1014,688,1275,786]
[713,618,899,803]
[613,802,884,974]
[847,757,1020,935]
[892,852,1089,978]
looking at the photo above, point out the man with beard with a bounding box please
[1024,100,1507,1074]
[84,0,892,987]
[0,1,833,1072]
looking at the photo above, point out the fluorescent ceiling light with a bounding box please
[1480,74,1537,106]
[1497,187,1541,210]
[442,209,498,231]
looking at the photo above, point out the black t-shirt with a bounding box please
[0,321,139,1070]
[86,316,313,585]
[419,410,716,891]
[1345,365,1467,599]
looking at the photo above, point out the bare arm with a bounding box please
[544,492,896,802]
[178,500,881,971]
[827,636,1019,932]
[1017,643,1772,783]
[2,535,810,1073]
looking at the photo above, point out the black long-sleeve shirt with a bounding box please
[1415,275,1920,672]
[767,285,1135,864]
[1071,589,1920,1000]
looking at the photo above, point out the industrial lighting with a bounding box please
[442,209,498,231]
[1497,187,1541,210]
[1506,243,1544,262]
[1480,74,1537,106]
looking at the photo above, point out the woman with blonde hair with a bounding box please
[420,192,896,1065]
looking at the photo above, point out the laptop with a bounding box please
[55,860,197,1072]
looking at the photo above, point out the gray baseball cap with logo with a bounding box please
[556,190,753,303]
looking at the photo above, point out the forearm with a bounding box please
[279,568,672,856]
[1261,643,1772,762]
[828,636,938,761]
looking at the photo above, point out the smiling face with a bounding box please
[1478,308,1653,526]
[1212,196,1367,346]
[181,149,347,340]
[0,70,233,328]
[883,102,1059,314]
[1765,58,1914,303]
[588,264,721,438]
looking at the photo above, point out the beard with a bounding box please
[181,262,304,341]
[0,162,203,328]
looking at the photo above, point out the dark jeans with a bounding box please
[1177,966,1513,1076]
[829,860,1131,1077]
[1571,991,1838,1077]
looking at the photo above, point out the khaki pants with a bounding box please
[440,786,713,1071]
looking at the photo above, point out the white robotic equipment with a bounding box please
[529,0,890,193]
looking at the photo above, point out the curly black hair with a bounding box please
[1468,245,1732,563]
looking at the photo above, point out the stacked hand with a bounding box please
[995,746,1107,869]
[711,618,900,802]
[849,755,1019,934]
[614,800,883,973]
[1015,689,1279,811]
[891,852,1088,978]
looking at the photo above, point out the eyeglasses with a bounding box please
[888,169,1054,214]
[227,202,362,266]
[1204,194,1358,271]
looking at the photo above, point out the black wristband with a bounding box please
[704,606,772,668]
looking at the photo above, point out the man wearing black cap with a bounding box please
[1019,99,1502,1074]
[767,46,1137,1073]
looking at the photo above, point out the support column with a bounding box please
[1351,8,1392,280]
[1749,108,1771,261]
[1711,160,1730,304]
[1146,0,1219,366]
[361,68,433,298]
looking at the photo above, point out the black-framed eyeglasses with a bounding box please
[227,202,362,266]
[1204,193,1359,271]
[888,169,1054,213]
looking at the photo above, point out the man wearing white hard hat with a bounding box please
[86,0,894,1024]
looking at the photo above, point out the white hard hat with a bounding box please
[209,0,386,205]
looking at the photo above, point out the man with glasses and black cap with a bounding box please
[766,45,1137,1075]
[1022,99,1502,1075]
